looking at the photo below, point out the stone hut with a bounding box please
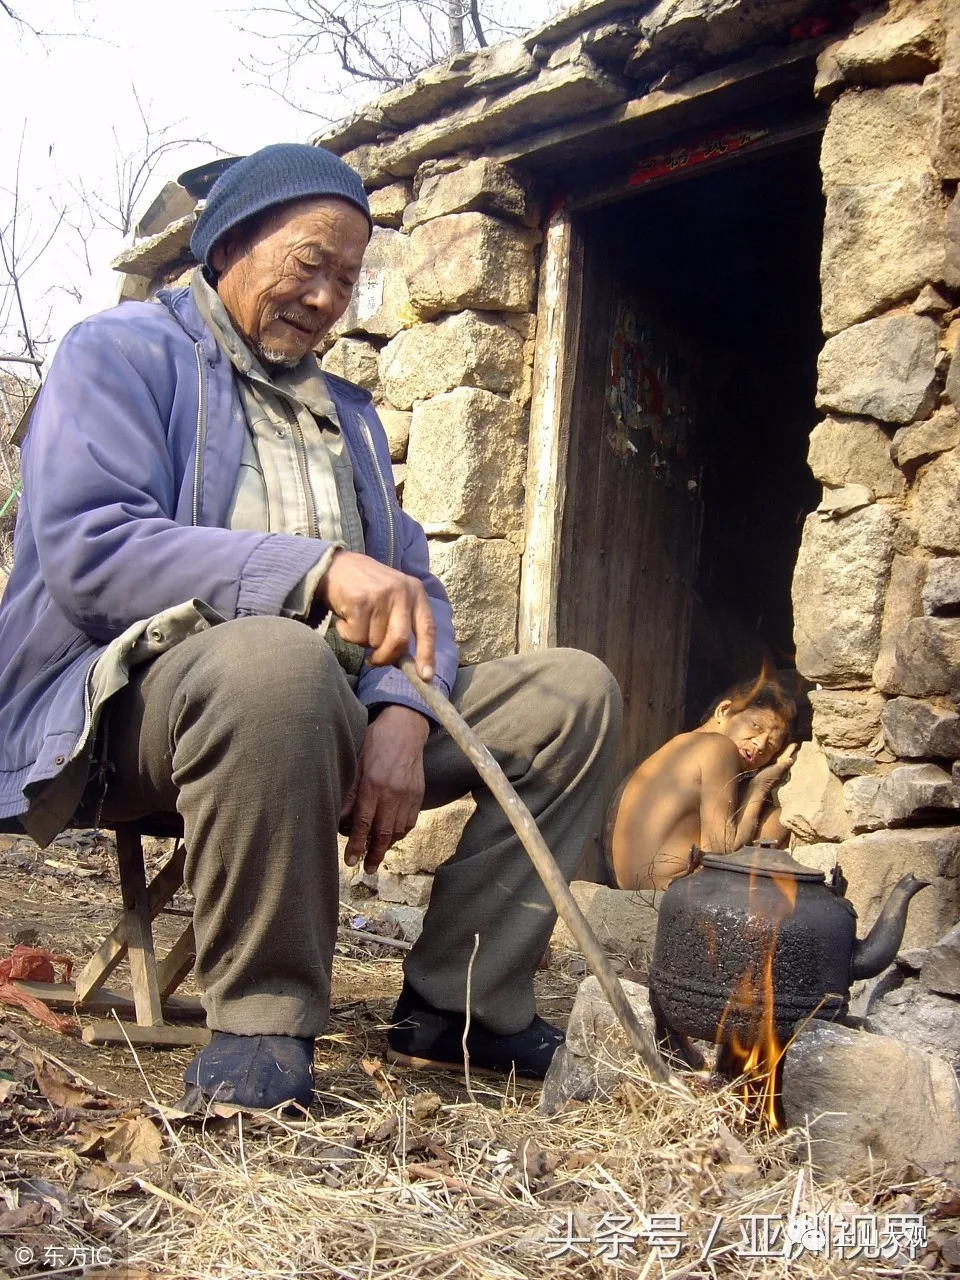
[113,0,960,949]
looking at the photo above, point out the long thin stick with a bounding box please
[398,655,682,1088]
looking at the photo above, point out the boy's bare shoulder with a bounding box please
[687,731,743,768]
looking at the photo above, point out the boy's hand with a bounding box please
[753,743,797,793]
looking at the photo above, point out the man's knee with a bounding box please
[180,616,361,732]
[539,647,623,729]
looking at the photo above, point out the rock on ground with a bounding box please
[865,976,960,1065]
[540,975,659,1115]
[781,1021,960,1182]
[550,882,660,960]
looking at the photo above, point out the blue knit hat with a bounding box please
[190,143,371,267]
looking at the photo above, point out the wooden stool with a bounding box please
[0,815,207,1047]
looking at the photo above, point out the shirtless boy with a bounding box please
[604,677,797,892]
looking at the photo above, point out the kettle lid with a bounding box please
[700,845,826,882]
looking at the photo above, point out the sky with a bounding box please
[1,0,555,365]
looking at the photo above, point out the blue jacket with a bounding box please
[0,285,458,824]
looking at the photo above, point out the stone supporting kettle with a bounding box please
[647,845,930,1046]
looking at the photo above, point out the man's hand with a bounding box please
[318,550,436,681]
[340,704,431,874]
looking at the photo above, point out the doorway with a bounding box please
[555,138,824,778]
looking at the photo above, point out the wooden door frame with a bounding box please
[518,205,584,652]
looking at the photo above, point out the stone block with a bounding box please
[817,314,938,425]
[820,176,946,335]
[377,870,434,906]
[428,535,519,663]
[883,696,960,758]
[781,1022,960,1182]
[820,83,937,187]
[921,922,960,996]
[866,979,960,1064]
[374,58,627,178]
[379,311,526,410]
[815,484,874,517]
[809,689,885,749]
[332,227,414,341]
[403,158,536,230]
[540,975,660,1115]
[377,408,411,462]
[935,68,960,181]
[464,38,538,93]
[874,555,927,691]
[375,62,474,130]
[832,11,943,86]
[406,213,536,319]
[382,796,475,875]
[825,748,881,778]
[392,464,406,499]
[917,448,960,552]
[798,828,960,949]
[404,387,527,544]
[893,405,960,466]
[806,417,903,497]
[551,882,660,958]
[368,181,413,229]
[792,504,897,686]
[779,741,852,843]
[882,616,960,696]
[843,763,958,830]
[944,192,960,288]
[321,337,382,397]
[924,556,960,614]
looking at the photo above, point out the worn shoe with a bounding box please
[183,1032,314,1110]
[386,981,564,1080]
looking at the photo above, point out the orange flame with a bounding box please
[714,860,795,1129]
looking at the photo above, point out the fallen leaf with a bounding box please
[409,1092,440,1121]
[76,1163,121,1193]
[365,1113,399,1144]
[517,1141,560,1178]
[360,1056,399,1100]
[102,1117,163,1171]
[34,1061,98,1110]
[0,1202,47,1233]
[0,1078,21,1103]
[713,1123,759,1181]
[563,1150,601,1171]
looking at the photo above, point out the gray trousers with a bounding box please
[94,617,621,1037]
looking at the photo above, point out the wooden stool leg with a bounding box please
[74,844,185,1003]
[115,824,163,1028]
[157,923,196,999]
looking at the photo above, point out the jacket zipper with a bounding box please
[284,404,321,540]
[359,412,395,567]
[192,343,207,527]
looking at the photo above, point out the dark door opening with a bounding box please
[556,138,824,778]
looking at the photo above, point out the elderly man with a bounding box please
[0,144,621,1109]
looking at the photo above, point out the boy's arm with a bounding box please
[733,746,797,848]
[698,737,746,854]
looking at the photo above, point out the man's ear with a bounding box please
[210,239,230,275]
[714,699,732,724]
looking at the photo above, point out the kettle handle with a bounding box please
[829,862,849,898]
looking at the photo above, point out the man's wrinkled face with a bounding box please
[211,196,369,368]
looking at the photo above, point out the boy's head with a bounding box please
[702,673,795,770]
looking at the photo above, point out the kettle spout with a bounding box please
[851,873,931,980]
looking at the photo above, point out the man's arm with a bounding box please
[24,320,330,640]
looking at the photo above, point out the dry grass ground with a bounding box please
[0,831,956,1278]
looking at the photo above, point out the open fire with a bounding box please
[712,868,798,1128]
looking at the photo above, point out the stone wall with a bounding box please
[782,0,960,947]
